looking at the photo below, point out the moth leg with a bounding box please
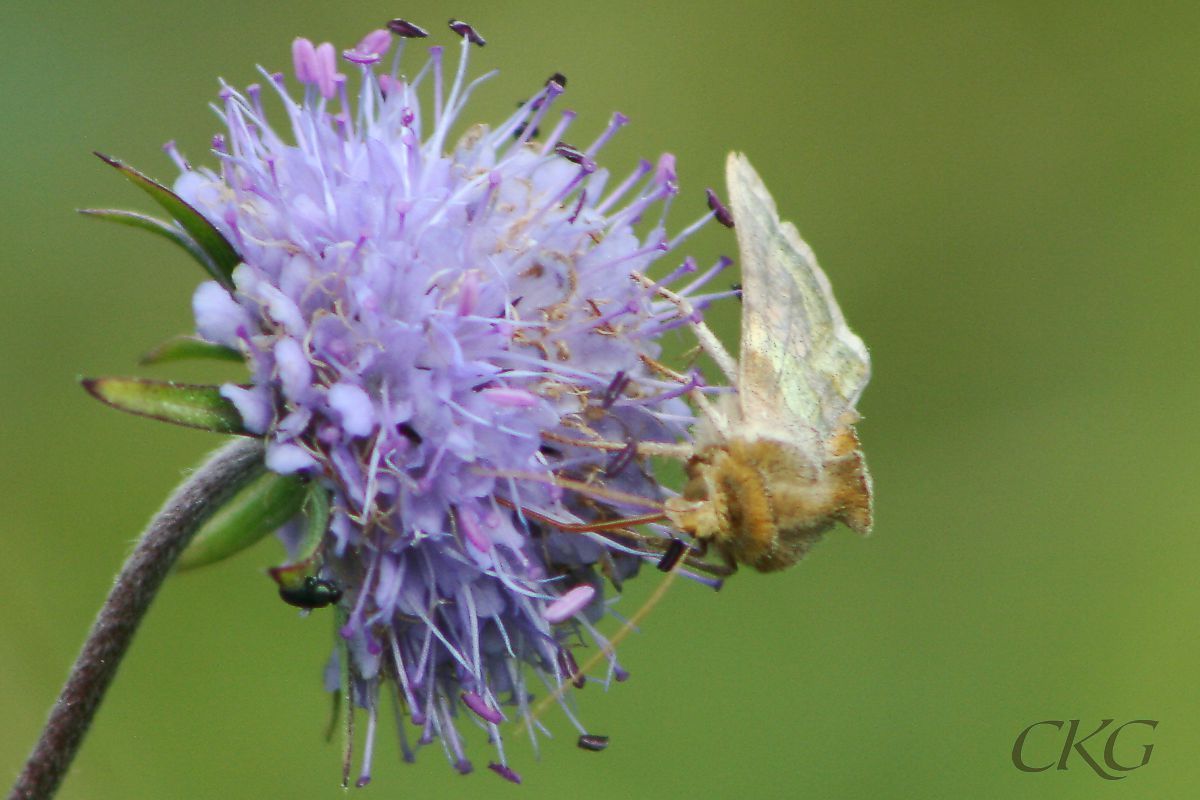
[598,550,624,591]
[696,538,738,574]
[639,354,728,438]
[679,344,704,370]
[602,528,735,578]
[631,270,739,384]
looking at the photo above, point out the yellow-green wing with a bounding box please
[725,152,870,455]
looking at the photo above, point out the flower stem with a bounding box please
[9,438,264,800]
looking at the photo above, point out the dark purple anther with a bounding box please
[657,538,687,572]
[455,759,473,775]
[706,188,735,228]
[556,647,586,689]
[554,142,587,165]
[355,776,371,788]
[488,763,522,784]
[577,734,610,752]
[547,72,567,89]
[387,19,429,38]
[731,282,743,302]
[449,19,486,46]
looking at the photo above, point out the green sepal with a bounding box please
[268,483,332,590]
[177,469,307,570]
[78,208,215,274]
[269,484,343,610]
[140,335,244,366]
[81,376,249,434]
[94,152,240,290]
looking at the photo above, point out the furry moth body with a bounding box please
[664,153,873,571]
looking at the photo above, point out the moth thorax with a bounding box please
[677,438,844,572]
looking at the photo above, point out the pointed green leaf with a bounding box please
[94,152,240,289]
[178,469,307,570]
[140,335,243,366]
[81,376,249,434]
[79,208,217,275]
[268,483,332,590]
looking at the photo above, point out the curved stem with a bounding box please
[9,438,264,800]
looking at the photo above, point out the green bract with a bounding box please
[178,468,306,570]
[90,153,240,289]
[81,377,247,434]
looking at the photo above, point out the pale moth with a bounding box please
[521,151,874,722]
[653,151,874,571]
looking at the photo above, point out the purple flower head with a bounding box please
[170,21,732,782]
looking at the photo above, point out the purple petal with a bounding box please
[275,338,313,401]
[219,384,270,434]
[192,282,249,348]
[265,442,319,474]
[327,382,375,438]
[480,387,539,408]
[461,691,504,724]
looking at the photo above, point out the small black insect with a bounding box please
[278,575,343,609]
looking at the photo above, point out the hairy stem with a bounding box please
[9,438,264,800]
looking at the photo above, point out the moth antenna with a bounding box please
[493,497,731,579]
[631,269,739,384]
[541,430,693,461]
[494,496,666,533]
[475,467,667,512]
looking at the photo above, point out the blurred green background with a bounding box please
[3,2,1197,798]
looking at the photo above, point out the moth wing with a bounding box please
[725,151,871,454]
